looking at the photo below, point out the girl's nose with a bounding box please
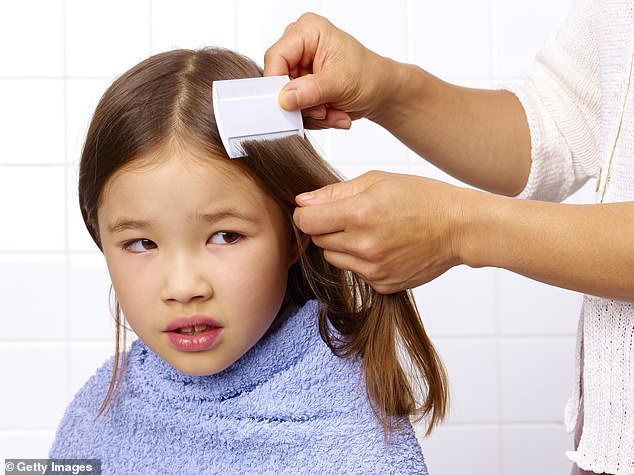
[160,254,213,304]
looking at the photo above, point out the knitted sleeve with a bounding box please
[504,0,601,202]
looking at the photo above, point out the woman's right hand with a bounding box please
[264,12,398,130]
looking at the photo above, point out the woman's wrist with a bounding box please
[450,188,507,270]
[367,58,429,128]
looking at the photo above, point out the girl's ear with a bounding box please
[288,229,311,268]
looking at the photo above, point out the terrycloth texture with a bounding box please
[504,0,634,472]
[49,300,428,474]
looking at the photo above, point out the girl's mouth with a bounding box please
[176,324,215,335]
[165,316,223,351]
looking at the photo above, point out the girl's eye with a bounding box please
[124,239,157,253]
[209,231,242,245]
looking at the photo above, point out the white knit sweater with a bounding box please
[505,0,634,473]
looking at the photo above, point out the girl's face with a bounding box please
[97,148,298,376]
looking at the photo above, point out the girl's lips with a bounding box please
[166,327,222,352]
[164,315,222,333]
[164,315,223,352]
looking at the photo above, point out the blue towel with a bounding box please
[50,300,429,474]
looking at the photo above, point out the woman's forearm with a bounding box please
[459,190,634,302]
[369,60,532,197]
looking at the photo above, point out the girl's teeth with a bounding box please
[178,325,210,334]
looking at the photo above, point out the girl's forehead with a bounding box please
[99,145,274,215]
[106,145,257,190]
[96,147,288,234]
[123,144,234,175]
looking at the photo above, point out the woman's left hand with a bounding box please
[293,171,468,293]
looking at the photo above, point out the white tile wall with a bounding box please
[500,337,576,422]
[0,1,65,77]
[328,119,411,170]
[0,345,68,430]
[433,338,500,423]
[495,0,573,78]
[324,0,408,61]
[411,0,493,80]
[415,266,498,336]
[418,424,501,474]
[0,79,65,165]
[0,0,579,472]
[0,255,67,341]
[501,425,573,474]
[151,0,236,53]
[65,0,152,78]
[0,167,66,251]
[499,270,581,336]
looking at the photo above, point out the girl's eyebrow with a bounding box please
[194,209,261,224]
[108,218,156,234]
[107,210,261,234]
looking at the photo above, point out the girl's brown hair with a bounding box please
[79,48,448,435]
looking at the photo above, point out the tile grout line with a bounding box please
[62,0,73,411]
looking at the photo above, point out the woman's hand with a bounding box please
[293,171,469,293]
[264,13,398,130]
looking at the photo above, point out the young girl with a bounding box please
[49,47,448,474]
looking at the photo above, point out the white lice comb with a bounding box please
[212,75,304,159]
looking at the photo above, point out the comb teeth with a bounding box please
[227,130,302,158]
[212,76,304,159]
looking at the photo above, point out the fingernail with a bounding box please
[296,192,314,203]
[279,89,299,110]
[335,118,352,129]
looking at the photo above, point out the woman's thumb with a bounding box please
[296,180,360,206]
[279,74,329,111]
